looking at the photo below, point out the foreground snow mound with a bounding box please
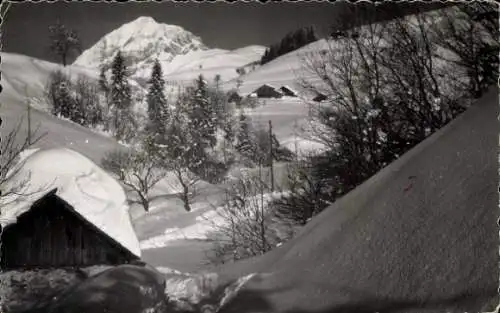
[158,268,260,313]
[0,148,141,257]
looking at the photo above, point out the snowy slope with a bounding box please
[0,52,99,109]
[213,88,499,313]
[221,7,472,98]
[163,46,266,83]
[74,16,265,84]
[222,40,329,97]
[0,148,141,257]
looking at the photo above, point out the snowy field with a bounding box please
[139,191,287,250]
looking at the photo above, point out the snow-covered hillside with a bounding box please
[222,39,329,97]
[1,52,148,118]
[74,16,266,84]
[1,52,99,109]
[221,6,472,99]
[163,45,266,84]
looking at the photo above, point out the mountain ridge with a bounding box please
[73,16,266,84]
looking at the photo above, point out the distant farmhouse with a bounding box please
[279,85,299,97]
[0,148,141,270]
[251,84,283,99]
[312,93,328,102]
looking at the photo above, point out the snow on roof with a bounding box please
[0,148,141,257]
[279,85,299,95]
[280,85,296,92]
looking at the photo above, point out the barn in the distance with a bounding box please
[251,84,283,98]
[0,148,141,270]
[312,93,328,102]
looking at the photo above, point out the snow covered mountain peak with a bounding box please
[73,16,208,74]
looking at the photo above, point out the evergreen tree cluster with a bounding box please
[46,70,103,128]
[260,26,317,65]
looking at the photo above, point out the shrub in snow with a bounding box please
[203,172,283,265]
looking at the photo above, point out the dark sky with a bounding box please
[3,1,341,63]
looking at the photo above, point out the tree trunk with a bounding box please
[140,195,149,212]
[182,186,191,212]
[269,120,275,192]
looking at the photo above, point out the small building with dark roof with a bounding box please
[1,189,139,269]
[251,84,283,99]
[312,93,328,102]
[0,148,142,270]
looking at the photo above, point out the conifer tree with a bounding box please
[98,66,109,95]
[187,75,217,150]
[109,51,134,142]
[146,59,169,141]
[57,79,74,119]
[236,112,256,160]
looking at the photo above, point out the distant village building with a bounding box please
[279,85,299,97]
[312,93,328,102]
[0,148,141,270]
[251,84,283,99]
[227,91,243,104]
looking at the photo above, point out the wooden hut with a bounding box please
[1,189,139,269]
[0,148,142,270]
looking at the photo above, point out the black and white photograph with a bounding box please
[0,1,498,312]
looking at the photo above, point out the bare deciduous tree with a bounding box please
[0,116,46,201]
[431,4,499,98]
[101,148,166,212]
[151,107,202,213]
[48,20,82,67]
[271,154,331,228]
